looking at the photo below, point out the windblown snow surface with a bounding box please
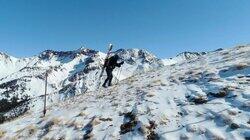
[0,45,250,139]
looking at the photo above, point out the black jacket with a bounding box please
[104,55,123,70]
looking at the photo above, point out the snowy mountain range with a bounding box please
[0,45,250,139]
[0,48,164,121]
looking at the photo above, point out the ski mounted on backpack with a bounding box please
[97,44,113,89]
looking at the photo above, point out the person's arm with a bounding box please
[116,61,124,67]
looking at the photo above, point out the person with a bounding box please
[102,54,124,88]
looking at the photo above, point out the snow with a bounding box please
[0,45,250,139]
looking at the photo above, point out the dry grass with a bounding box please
[14,125,37,139]
[235,63,248,70]
[66,120,83,129]
[51,117,62,125]
[0,129,6,138]
[147,79,164,87]
[159,114,169,125]
[77,112,86,117]
[152,79,162,84]
[146,93,155,97]
[90,117,101,126]
[26,125,37,136]
[227,109,238,116]
[195,111,204,117]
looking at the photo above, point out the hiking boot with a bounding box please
[108,83,112,87]
[102,84,107,88]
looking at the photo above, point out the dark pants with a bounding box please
[103,68,113,87]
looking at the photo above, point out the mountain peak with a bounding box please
[176,51,205,60]
[0,52,17,61]
[0,52,9,58]
[114,48,161,65]
[39,48,98,60]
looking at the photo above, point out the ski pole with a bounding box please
[43,71,48,117]
[116,68,121,83]
[117,66,122,84]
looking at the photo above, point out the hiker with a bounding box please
[102,54,124,87]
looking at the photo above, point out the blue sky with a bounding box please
[0,0,250,58]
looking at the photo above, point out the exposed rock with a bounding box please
[209,88,228,98]
[120,112,138,135]
[230,123,240,130]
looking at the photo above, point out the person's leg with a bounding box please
[108,73,113,86]
[102,69,110,87]
[106,69,113,86]
[102,78,108,87]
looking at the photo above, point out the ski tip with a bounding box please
[108,44,113,50]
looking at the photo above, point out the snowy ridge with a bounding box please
[0,45,249,139]
[162,51,205,66]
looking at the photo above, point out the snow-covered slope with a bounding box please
[162,51,205,66]
[0,45,250,139]
[0,52,36,79]
[0,48,163,121]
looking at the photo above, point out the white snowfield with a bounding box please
[0,45,250,140]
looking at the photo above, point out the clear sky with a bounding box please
[0,0,250,58]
